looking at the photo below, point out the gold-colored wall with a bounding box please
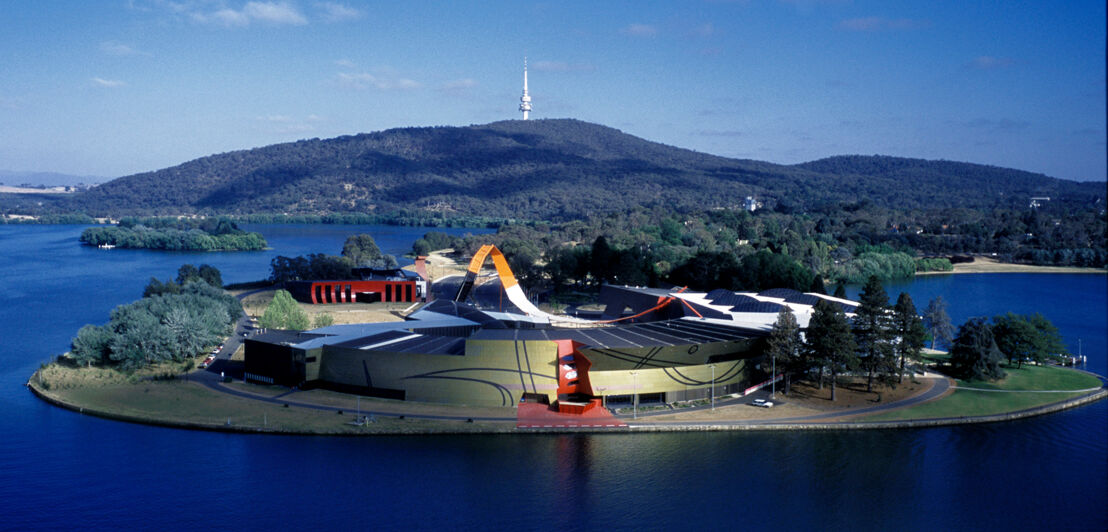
[315,338,751,407]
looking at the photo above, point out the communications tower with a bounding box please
[519,60,532,120]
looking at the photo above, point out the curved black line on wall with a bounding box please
[512,341,527,393]
[407,367,557,381]
[522,341,536,392]
[663,361,744,386]
[404,375,513,406]
[590,348,683,368]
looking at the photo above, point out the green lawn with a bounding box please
[31,365,516,434]
[860,364,1102,422]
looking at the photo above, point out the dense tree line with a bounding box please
[69,269,242,371]
[760,280,927,400]
[144,264,224,296]
[269,234,397,282]
[764,281,1068,392]
[441,205,1102,298]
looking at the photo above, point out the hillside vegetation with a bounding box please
[54,119,1100,219]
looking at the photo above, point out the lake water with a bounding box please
[1,224,1104,531]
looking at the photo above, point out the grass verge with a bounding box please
[859,364,1102,421]
[29,363,515,434]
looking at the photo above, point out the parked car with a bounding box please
[752,398,774,408]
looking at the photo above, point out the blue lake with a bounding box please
[1,224,1104,531]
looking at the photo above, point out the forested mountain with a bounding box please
[47,119,1106,219]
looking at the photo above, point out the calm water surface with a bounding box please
[1,225,1104,531]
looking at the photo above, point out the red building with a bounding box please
[295,279,419,304]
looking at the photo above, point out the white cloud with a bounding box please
[192,2,307,27]
[532,60,595,72]
[334,58,357,69]
[92,77,126,88]
[621,23,657,37]
[316,2,361,22]
[100,41,150,57]
[336,72,421,91]
[244,1,308,25]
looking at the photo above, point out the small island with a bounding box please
[80,216,267,252]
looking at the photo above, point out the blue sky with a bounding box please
[1,1,1104,181]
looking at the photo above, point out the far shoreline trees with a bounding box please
[80,217,266,251]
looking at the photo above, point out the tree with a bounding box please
[590,236,614,283]
[260,290,310,330]
[765,306,801,395]
[143,277,180,298]
[1027,313,1067,361]
[313,313,335,329]
[71,324,113,367]
[853,275,895,392]
[176,264,200,285]
[950,317,1006,381]
[412,238,432,256]
[805,299,857,401]
[736,250,814,293]
[892,292,926,383]
[991,313,1039,369]
[198,264,223,287]
[992,312,1067,368]
[832,284,847,299]
[808,274,827,294]
[924,296,954,350]
[341,234,382,266]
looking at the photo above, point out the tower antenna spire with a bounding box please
[519,58,532,120]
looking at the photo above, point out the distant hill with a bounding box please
[64,119,1103,219]
[0,170,102,188]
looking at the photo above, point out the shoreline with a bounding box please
[917,257,1106,276]
[27,367,1107,436]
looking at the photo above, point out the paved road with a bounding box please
[617,376,953,427]
[197,287,269,383]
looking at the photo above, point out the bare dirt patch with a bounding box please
[780,376,928,410]
[411,248,468,280]
[240,289,407,325]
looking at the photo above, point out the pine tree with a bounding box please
[766,306,801,395]
[853,276,895,392]
[805,299,856,401]
[892,292,927,383]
